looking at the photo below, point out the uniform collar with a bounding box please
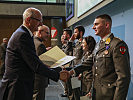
[102,33,112,42]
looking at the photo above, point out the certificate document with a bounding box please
[71,77,81,89]
[39,46,76,68]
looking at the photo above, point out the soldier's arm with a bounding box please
[70,54,93,76]
[113,41,130,100]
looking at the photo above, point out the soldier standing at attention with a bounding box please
[91,14,130,100]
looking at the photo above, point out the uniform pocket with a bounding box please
[101,82,116,97]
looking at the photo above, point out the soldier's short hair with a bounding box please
[96,14,112,27]
[63,28,72,37]
[74,25,85,36]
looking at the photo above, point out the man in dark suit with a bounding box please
[61,14,131,100]
[0,7,61,100]
[0,38,8,80]
[33,25,50,100]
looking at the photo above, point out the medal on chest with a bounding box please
[104,38,111,55]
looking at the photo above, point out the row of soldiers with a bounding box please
[60,14,130,100]
[61,26,95,100]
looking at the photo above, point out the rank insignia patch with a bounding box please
[120,46,126,54]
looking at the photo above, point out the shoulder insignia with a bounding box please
[120,46,126,54]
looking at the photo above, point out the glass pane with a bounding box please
[23,0,46,2]
[1,0,22,1]
[1,0,46,2]
[47,0,56,3]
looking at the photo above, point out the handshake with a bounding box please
[59,69,74,82]
[53,67,74,82]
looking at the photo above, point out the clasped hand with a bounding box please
[60,70,70,82]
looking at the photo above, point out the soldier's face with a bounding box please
[81,39,87,50]
[92,18,106,38]
[74,28,80,39]
[63,31,68,40]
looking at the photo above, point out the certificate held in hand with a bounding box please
[39,46,76,68]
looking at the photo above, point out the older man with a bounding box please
[33,25,50,100]
[0,7,60,100]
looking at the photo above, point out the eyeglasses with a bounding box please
[40,30,50,35]
[30,17,42,22]
[45,31,50,35]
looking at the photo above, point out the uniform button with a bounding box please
[96,60,98,63]
[108,84,111,86]
[95,74,98,76]
[96,67,97,69]
[103,55,105,57]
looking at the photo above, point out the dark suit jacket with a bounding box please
[0,25,59,100]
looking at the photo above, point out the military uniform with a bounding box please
[61,42,73,97]
[74,33,130,100]
[62,41,73,56]
[67,40,83,100]
[72,40,83,66]
[80,51,93,95]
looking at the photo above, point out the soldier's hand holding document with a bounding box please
[39,46,76,68]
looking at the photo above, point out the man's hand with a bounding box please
[60,70,70,82]
[46,47,52,51]
[86,92,92,99]
[69,34,75,41]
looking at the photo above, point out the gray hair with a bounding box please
[23,7,42,21]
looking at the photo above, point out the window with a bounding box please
[47,0,56,3]
[23,0,46,2]
[0,0,65,3]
